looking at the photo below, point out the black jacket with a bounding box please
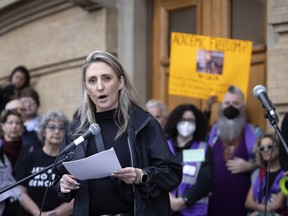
[280,113,288,171]
[54,105,182,215]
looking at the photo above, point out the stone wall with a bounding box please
[0,0,117,119]
[267,0,288,128]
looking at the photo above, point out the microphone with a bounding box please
[253,85,278,123]
[59,123,100,155]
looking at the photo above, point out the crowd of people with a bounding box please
[145,87,288,216]
[0,51,288,215]
[0,65,76,215]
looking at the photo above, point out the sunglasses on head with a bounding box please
[258,144,274,152]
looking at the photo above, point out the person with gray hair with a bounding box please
[15,110,74,216]
[54,50,182,215]
[207,85,263,216]
[145,99,168,128]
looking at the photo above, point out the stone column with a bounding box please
[267,0,288,127]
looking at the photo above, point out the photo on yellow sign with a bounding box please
[168,32,253,101]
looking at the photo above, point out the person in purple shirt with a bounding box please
[207,85,263,216]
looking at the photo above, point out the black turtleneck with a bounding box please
[87,109,133,215]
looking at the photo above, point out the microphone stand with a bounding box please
[264,112,288,154]
[0,151,75,195]
[262,112,288,216]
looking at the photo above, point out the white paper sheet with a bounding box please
[63,148,122,180]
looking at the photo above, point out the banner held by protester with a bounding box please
[169,32,253,101]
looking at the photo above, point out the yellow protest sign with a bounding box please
[169,32,253,101]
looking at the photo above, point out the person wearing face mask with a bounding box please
[207,85,263,216]
[165,104,214,216]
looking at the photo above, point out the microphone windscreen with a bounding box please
[253,85,267,98]
[89,123,100,135]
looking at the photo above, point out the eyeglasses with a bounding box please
[21,99,36,106]
[18,108,27,113]
[46,125,65,132]
[10,108,26,113]
[180,118,195,123]
[259,144,274,152]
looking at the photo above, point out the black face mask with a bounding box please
[223,105,240,119]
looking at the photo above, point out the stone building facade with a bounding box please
[0,0,287,132]
[267,0,288,127]
[0,0,147,120]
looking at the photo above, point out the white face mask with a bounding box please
[176,121,196,138]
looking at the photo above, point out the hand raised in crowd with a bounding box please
[205,95,218,112]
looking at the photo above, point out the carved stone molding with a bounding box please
[0,0,73,36]
[0,0,104,37]
[69,0,102,11]
[272,22,288,35]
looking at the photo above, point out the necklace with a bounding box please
[225,144,235,153]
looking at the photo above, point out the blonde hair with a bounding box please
[76,51,146,139]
